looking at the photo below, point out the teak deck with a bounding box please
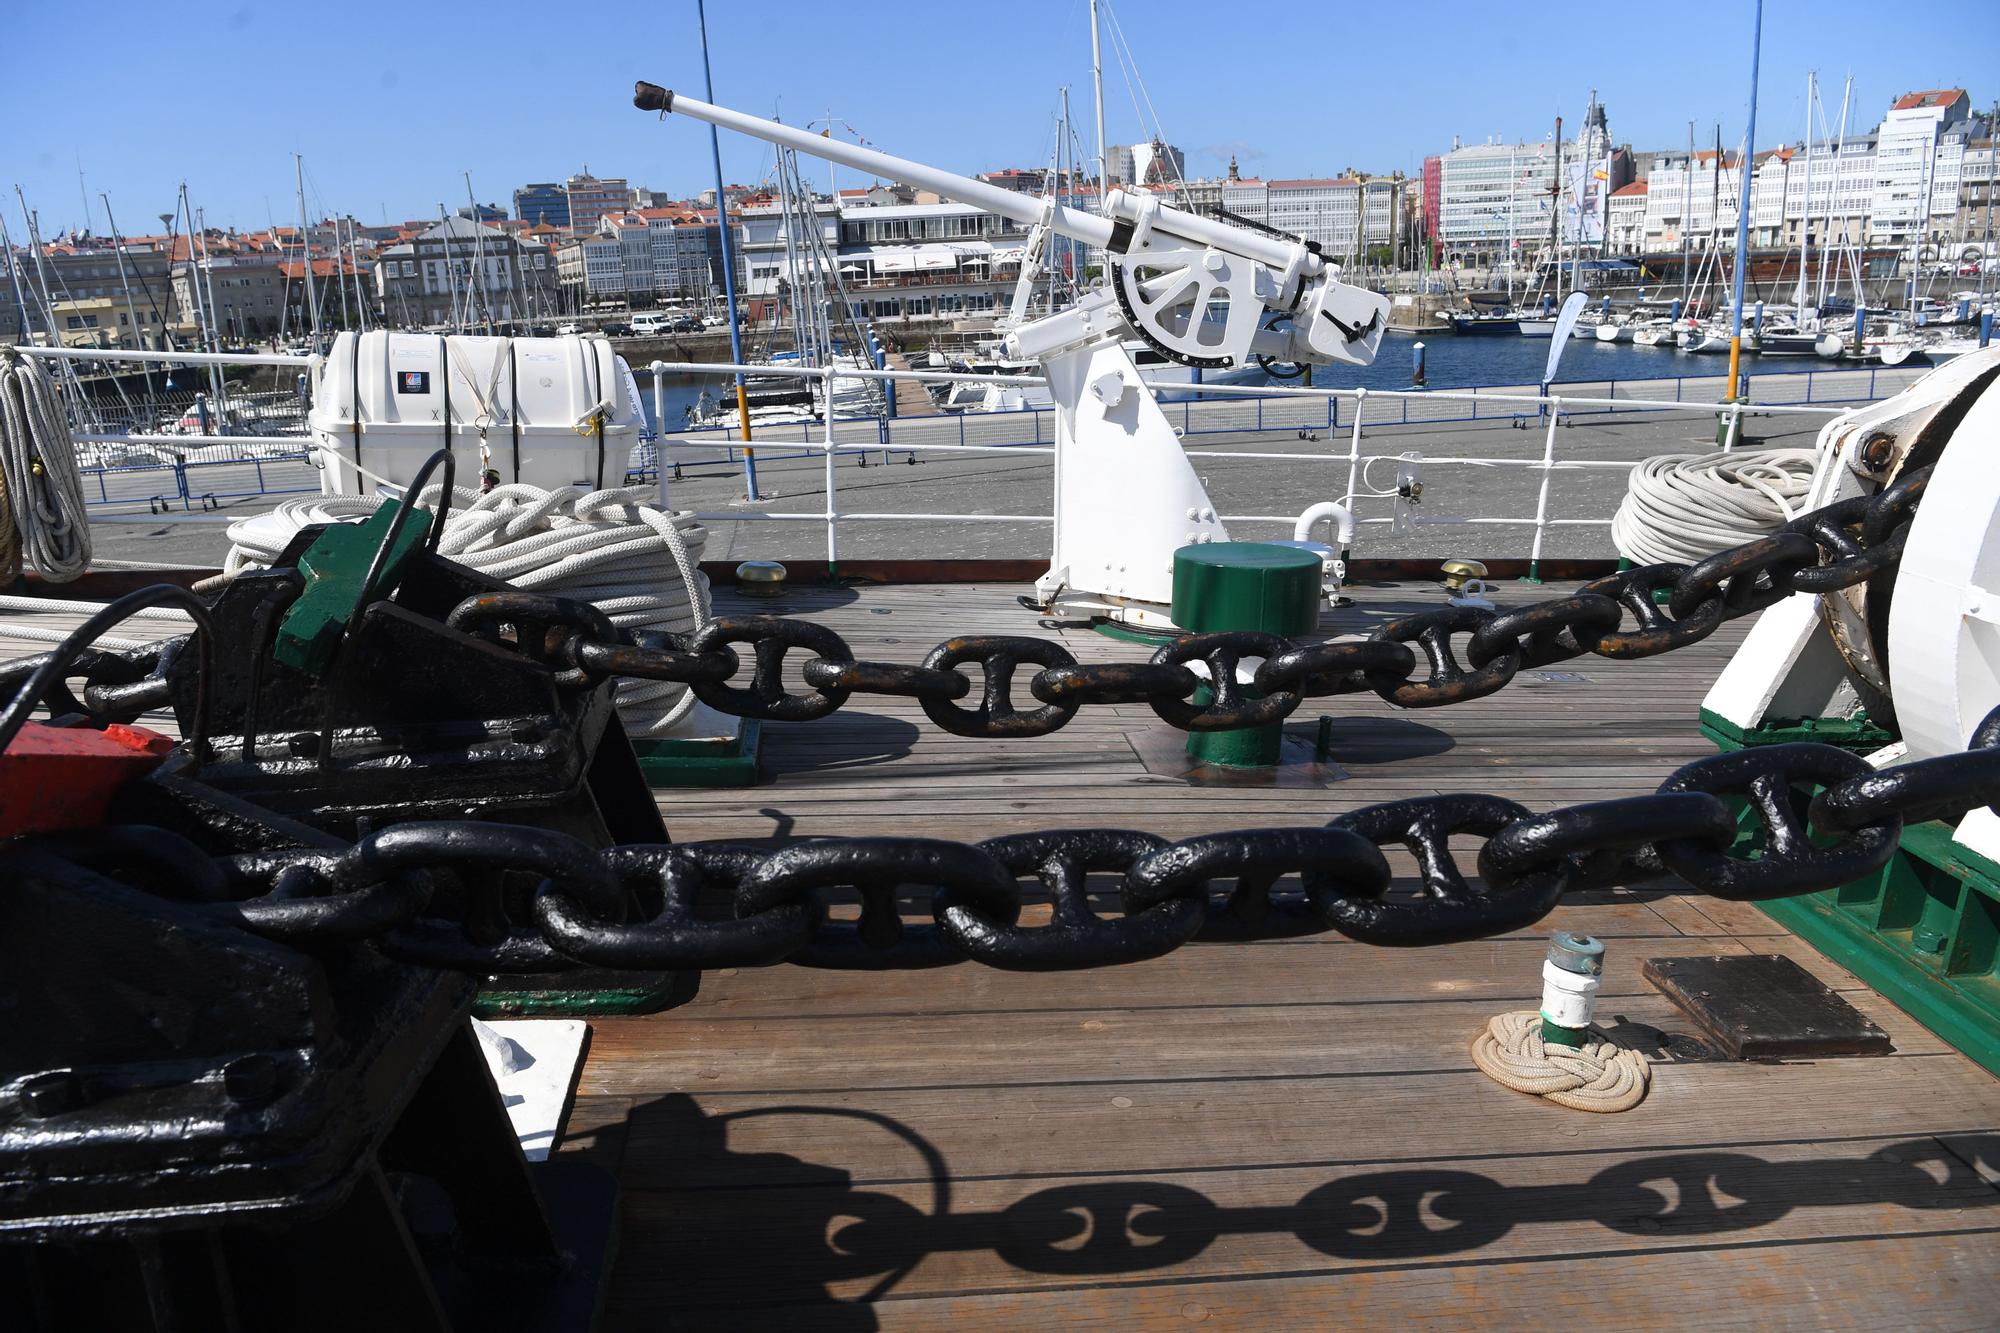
[8,579,2000,1329]
[574,582,2000,1330]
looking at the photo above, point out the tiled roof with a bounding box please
[1892,89,1965,111]
[1611,180,1648,196]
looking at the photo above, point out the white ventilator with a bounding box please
[1702,346,2000,862]
[634,83,1389,628]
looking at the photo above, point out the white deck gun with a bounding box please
[637,81,1389,626]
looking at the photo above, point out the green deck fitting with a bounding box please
[1172,543,1321,769]
[475,971,697,1019]
[273,499,431,675]
[632,720,762,788]
[1703,720,2000,1077]
[1753,817,2000,1079]
[1699,706,1895,754]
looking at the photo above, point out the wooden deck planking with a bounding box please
[9,579,2000,1327]
[568,581,2000,1328]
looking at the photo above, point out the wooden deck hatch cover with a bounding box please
[1644,953,1894,1059]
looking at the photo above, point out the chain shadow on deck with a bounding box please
[567,1094,2000,1325]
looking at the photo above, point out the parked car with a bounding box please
[556,322,580,334]
[600,321,632,336]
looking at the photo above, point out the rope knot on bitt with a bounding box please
[1470,931,1650,1113]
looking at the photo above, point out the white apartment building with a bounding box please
[1639,150,1748,249]
[1220,177,1363,256]
[1433,105,1618,263]
[1607,181,1647,252]
[1870,90,1971,243]
[374,216,554,325]
[555,231,625,306]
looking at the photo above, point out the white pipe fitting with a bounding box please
[1293,500,1355,548]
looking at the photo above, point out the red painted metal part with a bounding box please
[0,722,175,838]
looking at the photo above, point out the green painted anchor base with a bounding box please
[633,719,762,788]
[1703,713,2000,1078]
[476,968,700,1019]
[1753,820,2000,1080]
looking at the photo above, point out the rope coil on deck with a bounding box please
[1470,1011,1650,1113]
[1610,448,1817,566]
[0,348,92,582]
[223,483,710,733]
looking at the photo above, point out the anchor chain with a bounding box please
[17,706,1997,973]
[0,467,1930,741]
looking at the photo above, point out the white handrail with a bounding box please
[10,344,317,368]
[17,341,1914,568]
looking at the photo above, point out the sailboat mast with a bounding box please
[1681,122,1694,310]
[1547,116,1562,304]
[1506,147,1516,302]
[1910,121,1937,318]
[294,155,319,348]
[0,212,32,351]
[191,200,228,404]
[1820,76,1852,309]
[1983,99,1997,302]
[1096,0,1112,214]
[1796,71,1813,313]
[465,173,494,335]
[1724,0,1763,401]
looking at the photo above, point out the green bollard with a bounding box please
[1172,543,1322,768]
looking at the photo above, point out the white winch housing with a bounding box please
[309,331,644,496]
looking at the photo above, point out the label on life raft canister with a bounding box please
[397,370,431,394]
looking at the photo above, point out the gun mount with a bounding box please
[636,81,1389,627]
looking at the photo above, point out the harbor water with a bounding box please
[638,329,1853,434]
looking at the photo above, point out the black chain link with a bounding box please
[18,706,1994,973]
[414,466,1934,739]
[0,468,1931,745]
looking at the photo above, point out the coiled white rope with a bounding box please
[0,348,92,582]
[224,483,711,734]
[1470,1011,1650,1113]
[1610,448,1817,566]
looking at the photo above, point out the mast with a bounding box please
[16,193,95,424]
[1679,122,1694,311]
[774,137,806,363]
[1818,77,1848,308]
[1507,147,1516,303]
[1796,71,1813,313]
[188,196,228,404]
[347,217,370,333]
[465,173,494,334]
[1576,91,1595,299]
[294,155,319,349]
[439,205,462,331]
[1724,0,1762,400]
[1910,121,1936,318]
[0,211,32,350]
[1096,0,1112,214]
[1983,100,1997,302]
[333,212,352,332]
[96,195,155,383]
[694,0,758,494]
[1547,116,1562,306]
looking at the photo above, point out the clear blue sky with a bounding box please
[6,0,1996,236]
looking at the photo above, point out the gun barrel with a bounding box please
[638,83,1113,247]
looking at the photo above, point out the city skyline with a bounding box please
[5,0,1997,238]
